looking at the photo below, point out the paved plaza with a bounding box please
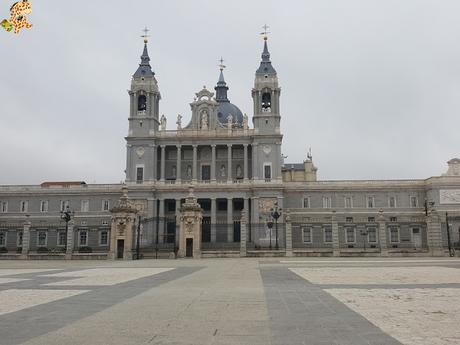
[0,258,459,345]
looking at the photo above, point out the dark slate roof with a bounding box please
[215,69,243,124]
[256,39,277,76]
[133,43,155,78]
[282,163,304,170]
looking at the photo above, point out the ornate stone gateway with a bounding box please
[178,186,203,258]
[109,186,138,260]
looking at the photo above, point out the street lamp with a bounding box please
[135,215,142,260]
[270,202,282,250]
[60,206,73,252]
[266,218,273,249]
[446,212,455,257]
[360,229,368,252]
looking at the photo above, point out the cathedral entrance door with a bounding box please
[117,239,124,259]
[186,238,193,257]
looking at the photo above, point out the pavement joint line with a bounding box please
[278,259,460,264]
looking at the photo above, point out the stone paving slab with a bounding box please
[327,288,460,345]
[260,267,402,345]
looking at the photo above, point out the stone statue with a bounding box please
[243,113,248,130]
[186,165,192,179]
[220,165,226,177]
[160,114,167,131]
[176,114,182,130]
[201,109,208,130]
[227,114,233,129]
[236,165,242,178]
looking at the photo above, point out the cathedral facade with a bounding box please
[1,37,460,259]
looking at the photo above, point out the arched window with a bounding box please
[261,92,271,110]
[138,95,147,111]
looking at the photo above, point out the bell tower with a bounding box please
[125,29,160,183]
[252,27,281,134]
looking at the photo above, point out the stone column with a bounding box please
[211,198,217,243]
[240,210,248,257]
[66,220,75,258]
[426,211,444,256]
[252,197,259,224]
[243,144,249,181]
[332,211,340,257]
[176,145,181,183]
[192,145,197,182]
[152,145,157,181]
[160,145,166,182]
[227,144,232,183]
[285,211,293,257]
[227,198,233,242]
[211,144,216,182]
[21,219,31,256]
[378,210,388,256]
[252,143,259,180]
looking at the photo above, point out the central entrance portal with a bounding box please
[117,239,124,259]
[186,238,193,257]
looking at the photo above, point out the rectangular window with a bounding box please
[346,228,355,243]
[410,196,418,208]
[58,231,66,246]
[302,197,310,208]
[60,200,70,212]
[0,201,7,213]
[302,227,312,243]
[81,200,89,212]
[102,220,109,226]
[322,197,331,209]
[17,231,23,247]
[368,227,377,243]
[344,197,353,208]
[346,217,353,223]
[136,166,144,183]
[324,227,333,243]
[100,231,108,246]
[37,231,47,247]
[102,200,110,211]
[20,200,28,213]
[0,231,6,247]
[390,217,397,222]
[264,164,272,180]
[368,217,375,223]
[40,200,49,213]
[389,197,396,208]
[390,227,399,243]
[79,230,88,246]
[367,196,375,208]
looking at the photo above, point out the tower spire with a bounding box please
[134,27,154,77]
[215,57,229,102]
[256,25,276,76]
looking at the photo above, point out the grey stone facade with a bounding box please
[0,38,459,258]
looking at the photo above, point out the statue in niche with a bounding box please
[243,113,248,130]
[176,114,182,130]
[227,114,233,129]
[236,165,242,178]
[201,109,208,130]
[186,165,192,179]
[172,166,176,179]
[160,114,167,131]
[220,164,226,177]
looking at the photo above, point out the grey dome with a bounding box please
[217,102,243,125]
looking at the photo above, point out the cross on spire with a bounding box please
[141,27,150,43]
[261,24,270,40]
[218,57,226,71]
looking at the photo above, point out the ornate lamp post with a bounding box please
[446,212,455,257]
[266,218,274,249]
[270,202,282,250]
[60,206,73,252]
[135,215,142,260]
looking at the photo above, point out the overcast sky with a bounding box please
[1,0,459,185]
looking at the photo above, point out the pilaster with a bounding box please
[332,211,340,257]
[21,219,31,256]
[378,210,388,256]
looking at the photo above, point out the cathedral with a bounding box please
[0,34,459,259]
